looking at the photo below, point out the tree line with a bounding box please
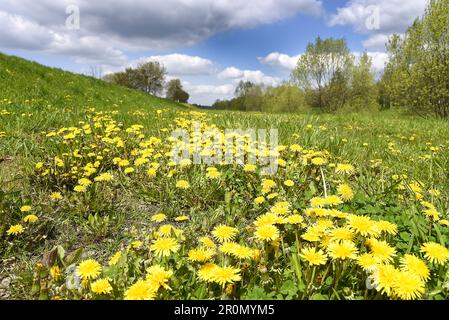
[215,0,449,118]
[213,42,378,114]
[103,61,190,103]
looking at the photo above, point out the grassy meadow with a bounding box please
[1,53,449,300]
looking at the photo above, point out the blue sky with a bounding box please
[0,0,427,104]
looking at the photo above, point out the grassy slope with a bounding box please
[0,52,185,179]
[0,52,184,138]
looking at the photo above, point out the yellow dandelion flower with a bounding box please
[393,271,425,300]
[124,280,157,300]
[311,157,327,166]
[150,238,180,257]
[254,196,265,205]
[76,259,102,281]
[254,224,279,242]
[131,241,142,249]
[287,214,304,224]
[156,223,172,234]
[210,266,241,288]
[290,144,302,152]
[420,242,449,265]
[74,185,86,193]
[423,208,440,221]
[367,239,396,263]
[261,179,276,189]
[243,164,257,172]
[267,193,278,200]
[270,203,289,215]
[151,213,167,223]
[335,164,355,175]
[199,236,216,249]
[188,248,215,262]
[376,220,398,235]
[146,265,173,290]
[147,168,157,178]
[23,214,38,223]
[254,212,280,227]
[400,254,430,282]
[372,264,400,297]
[302,226,324,242]
[50,192,62,200]
[78,178,92,186]
[337,184,354,201]
[175,215,189,222]
[329,227,354,242]
[118,159,130,167]
[347,215,380,237]
[325,195,343,207]
[50,266,62,281]
[20,205,32,212]
[230,245,255,260]
[300,247,328,266]
[91,278,113,295]
[356,253,378,271]
[94,172,113,182]
[198,263,218,283]
[439,219,449,227]
[206,170,221,179]
[327,240,358,260]
[176,180,190,189]
[284,180,295,187]
[124,167,135,174]
[6,224,24,236]
[212,225,238,242]
[134,158,149,166]
[310,197,327,208]
[219,242,239,255]
[108,251,122,266]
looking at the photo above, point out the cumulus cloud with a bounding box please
[328,0,426,50]
[0,0,323,65]
[184,83,235,105]
[130,54,215,76]
[187,84,235,96]
[218,67,281,86]
[258,52,301,70]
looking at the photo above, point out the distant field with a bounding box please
[1,54,449,300]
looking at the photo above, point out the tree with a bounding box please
[103,68,139,89]
[235,81,255,98]
[135,61,167,96]
[262,84,306,113]
[349,53,379,111]
[381,0,449,118]
[166,79,189,103]
[104,61,167,96]
[291,37,354,112]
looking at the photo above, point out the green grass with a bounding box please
[1,53,449,300]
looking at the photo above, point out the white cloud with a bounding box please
[187,84,235,96]
[0,11,54,50]
[362,34,392,51]
[328,0,426,50]
[218,67,281,86]
[130,54,215,76]
[0,0,323,65]
[258,52,301,70]
[217,67,244,79]
[184,83,235,105]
